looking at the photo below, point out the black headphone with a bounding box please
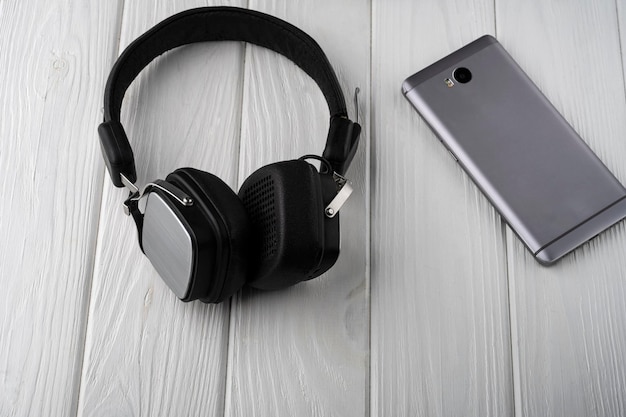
[98,7,361,303]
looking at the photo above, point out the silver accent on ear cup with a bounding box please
[121,175,197,298]
[325,172,353,218]
[122,177,194,216]
[142,192,194,299]
[141,181,194,207]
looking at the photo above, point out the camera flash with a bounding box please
[444,78,454,88]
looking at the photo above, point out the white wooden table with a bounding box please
[1,0,625,416]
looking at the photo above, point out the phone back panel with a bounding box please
[403,35,626,260]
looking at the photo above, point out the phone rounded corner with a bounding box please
[478,34,498,45]
[534,250,558,267]
[401,78,414,96]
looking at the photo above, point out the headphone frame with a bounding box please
[98,7,361,302]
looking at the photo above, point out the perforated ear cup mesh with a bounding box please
[241,175,277,260]
[238,160,339,290]
[166,168,252,302]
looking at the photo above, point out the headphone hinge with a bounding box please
[120,173,140,216]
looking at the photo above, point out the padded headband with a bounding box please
[99,6,360,186]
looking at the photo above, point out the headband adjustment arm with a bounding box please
[322,116,361,176]
[98,120,137,188]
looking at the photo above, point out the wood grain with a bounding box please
[370,1,515,416]
[76,1,246,416]
[0,1,122,416]
[497,0,626,415]
[225,1,370,416]
[2,1,626,416]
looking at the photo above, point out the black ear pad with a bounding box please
[166,168,252,303]
[238,160,340,290]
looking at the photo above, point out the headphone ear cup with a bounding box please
[238,160,340,290]
[166,168,252,302]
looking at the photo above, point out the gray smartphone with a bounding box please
[402,35,626,265]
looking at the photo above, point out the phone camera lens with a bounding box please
[453,67,472,84]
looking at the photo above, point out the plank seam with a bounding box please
[234,42,248,186]
[368,1,377,415]
[494,4,520,416]
[224,1,250,416]
[223,294,237,417]
[493,0,498,37]
[615,0,626,102]
[504,223,521,417]
[366,2,373,416]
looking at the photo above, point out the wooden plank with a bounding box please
[0,1,122,416]
[619,0,626,92]
[370,1,515,416]
[76,1,246,416]
[497,0,626,416]
[225,1,370,416]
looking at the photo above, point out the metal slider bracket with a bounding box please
[121,173,140,216]
[120,173,193,216]
[120,173,139,194]
[325,172,353,218]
